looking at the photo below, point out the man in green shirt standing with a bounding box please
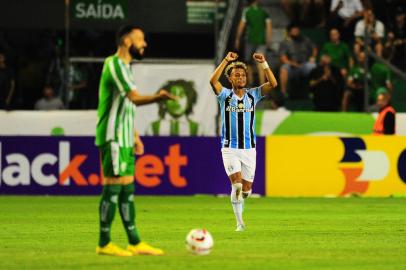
[235,0,272,85]
[95,25,174,257]
[342,51,371,111]
[322,28,353,77]
[370,49,393,101]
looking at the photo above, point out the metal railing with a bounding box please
[215,0,239,65]
[363,27,406,111]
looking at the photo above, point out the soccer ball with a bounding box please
[185,229,214,255]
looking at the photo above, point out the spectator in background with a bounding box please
[269,90,287,112]
[68,63,88,109]
[281,0,326,27]
[373,90,396,135]
[279,23,317,96]
[328,0,364,42]
[370,49,394,103]
[321,28,353,77]
[34,85,64,110]
[45,42,64,98]
[0,53,15,110]
[309,54,344,111]
[385,11,406,70]
[235,0,272,85]
[354,8,385,57]
[342,51,370,111]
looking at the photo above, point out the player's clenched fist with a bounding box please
[225,52,238,62]
[253,53,266,63]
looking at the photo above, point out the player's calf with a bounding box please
[242,189,252,199]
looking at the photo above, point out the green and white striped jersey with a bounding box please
[96,55,137,148]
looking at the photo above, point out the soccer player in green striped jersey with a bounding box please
[95,25,175,257]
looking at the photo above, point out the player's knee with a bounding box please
[101,184,121,204]
[120,183,135,202]
[232,182,243,189]
[229,172,242,184]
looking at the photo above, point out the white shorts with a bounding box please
[221,148,256,182]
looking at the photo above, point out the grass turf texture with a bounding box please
[0,196,405,270]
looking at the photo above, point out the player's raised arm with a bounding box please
[210,52,238,95]
[126,89,176,106]
[253,53,278,96]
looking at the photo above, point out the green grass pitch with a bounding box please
[1,196,406,270]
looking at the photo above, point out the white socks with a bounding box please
[231,183,244,226]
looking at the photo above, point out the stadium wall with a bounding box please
[3,110,406,136]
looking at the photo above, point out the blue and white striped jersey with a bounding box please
[217,87,264,149]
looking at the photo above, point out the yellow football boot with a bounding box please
[127,242,164,256]
[96,242,133,257]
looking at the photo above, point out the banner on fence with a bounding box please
[132,63,217,136]
[266,136,406,197]
[0,136,265,195]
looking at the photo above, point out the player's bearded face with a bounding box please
[129,30,147,60]
[129,44,144,60]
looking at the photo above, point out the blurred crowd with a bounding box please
[235,0,405,112]
[0,0,405,112]
[0,31,108,111]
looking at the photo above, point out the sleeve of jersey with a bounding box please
[109,58,137,96]
[249,87,265,103]
[217,87,230,102]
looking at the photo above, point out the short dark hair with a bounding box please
[116,25,142,46]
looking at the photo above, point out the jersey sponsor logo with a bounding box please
[225,105,254,113]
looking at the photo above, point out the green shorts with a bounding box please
[98,141,135,177]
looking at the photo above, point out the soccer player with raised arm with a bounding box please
[210,52,277,231]
[95,25,175,256]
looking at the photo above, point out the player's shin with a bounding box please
[99,184,121,247]
[231,183,244,227]
[119,183,141,245]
